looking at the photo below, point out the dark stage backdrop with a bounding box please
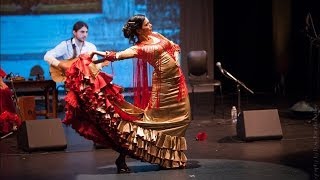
[214,0,320,101]
[214,0,273,94]
[290,0,320,101]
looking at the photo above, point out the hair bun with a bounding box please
[122,15,146,44]
[122,24,132,38]
[122,22,136,43]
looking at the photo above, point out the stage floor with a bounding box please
[0,92,319,180]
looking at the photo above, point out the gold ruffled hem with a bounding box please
[116,120,188,168]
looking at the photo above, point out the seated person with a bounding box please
[0,68,21,135]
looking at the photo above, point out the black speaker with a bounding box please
[236,109,283,141]
[17,119,67,152]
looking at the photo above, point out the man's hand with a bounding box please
[88,51,96,59]
[88,63,100,77]
[57,61,69,72]
[101,60,110,67]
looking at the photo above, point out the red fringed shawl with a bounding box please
[132,57,150,109]
[133,33,187,109]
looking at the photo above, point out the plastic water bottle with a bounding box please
[231,106,237,123]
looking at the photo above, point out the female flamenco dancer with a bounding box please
[0,68,21,136]
[62,14,191,173]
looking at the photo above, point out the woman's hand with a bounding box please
[104,51,117,61]
[0,77,8,89]
[0,83,8,89]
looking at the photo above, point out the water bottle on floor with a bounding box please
[231,106,237,124]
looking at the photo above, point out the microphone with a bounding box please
[216,62,224,73]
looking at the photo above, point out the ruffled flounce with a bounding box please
[0,87,21,134]
[116,121,188,167]
[63,54,187,168]
[0,111,21,134]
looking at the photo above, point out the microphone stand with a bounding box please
[220,68,254,113]
[9,77,22,120]
[305,13,320,100]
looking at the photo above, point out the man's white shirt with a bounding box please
[44,38,97,67]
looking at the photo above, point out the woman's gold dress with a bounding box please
[63,32,191,168]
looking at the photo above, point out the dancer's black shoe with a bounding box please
[115,157,131,174]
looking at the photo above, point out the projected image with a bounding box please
[0,0,102,15]
[0,0,180,88]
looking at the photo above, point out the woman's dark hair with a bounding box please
[122,14,146,44]
[73,21,89,32]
